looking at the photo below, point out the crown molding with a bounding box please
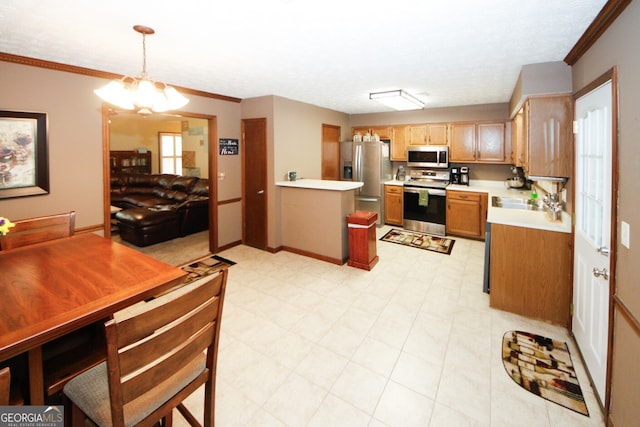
[564,0,632,66]
[0,51,241,103]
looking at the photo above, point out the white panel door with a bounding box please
[573,80,613,404]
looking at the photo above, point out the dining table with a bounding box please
[0,232,187,404]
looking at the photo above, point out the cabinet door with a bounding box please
[477,122,506,162]
[527,95,572,177]
[370,126,392,140]
[407,125,428,145]
[427,124,448,145]
[446,191,486,239]
[489,224,571,325]
[390,126,408,161]
[449,123,476,162]
[384,185,403,225]
[512,109,525,167]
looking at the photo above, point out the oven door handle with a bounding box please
[403,188,446,196]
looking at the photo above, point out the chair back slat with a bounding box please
[0,367,10,405]
[0,211,75,250]
[103,270,227,425]
[115,275,222,346]
[121,322,215,403]
[117,297,219,375]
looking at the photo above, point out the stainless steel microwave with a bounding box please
[407,145,449,168]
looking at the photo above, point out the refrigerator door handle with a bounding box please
[356,197,378,202]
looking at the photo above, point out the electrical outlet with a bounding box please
[621,221,630,249]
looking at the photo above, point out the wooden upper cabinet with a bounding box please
[512,108,526,168]
[427,124,448,145]
[526,95,573,177]
[450,121,509,164]
[449,123,476,162]
[407,125,428,145]
[390,126,408,161]
[477,122,507,162]
[407,124,448,146]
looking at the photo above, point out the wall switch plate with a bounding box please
[621,221,630,249]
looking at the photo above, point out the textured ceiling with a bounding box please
[0,0,606,114]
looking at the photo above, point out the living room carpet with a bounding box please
[379,229,455,255]
[181,254,236,285]
[502,331,589,416]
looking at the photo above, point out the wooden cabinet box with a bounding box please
[450,122,510,164]
[446,190,487,239]
[489,223,572,325]
[384,185,403,226]
[524,95,573,177]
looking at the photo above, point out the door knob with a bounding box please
[592,268,609,280]
[597,246,610,256]
[257,190,264,194]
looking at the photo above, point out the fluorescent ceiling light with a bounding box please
[369,90,424,111]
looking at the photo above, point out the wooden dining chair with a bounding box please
[0,367,10,405]
[0,211,76,251]
[63,269,228,427]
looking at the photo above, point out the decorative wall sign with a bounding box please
[219,138,238,155]
[0,111,49,199]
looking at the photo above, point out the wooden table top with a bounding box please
[0,233,186,361]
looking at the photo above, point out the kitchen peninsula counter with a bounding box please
[276,179,364,264]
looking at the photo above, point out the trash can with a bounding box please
[347,211,379,270]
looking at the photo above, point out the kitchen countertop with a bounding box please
[385,179,571,233]
[276,178,364,191]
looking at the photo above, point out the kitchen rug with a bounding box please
[379,229,455,255]
[181,254,236,285]
[502,331,589,416]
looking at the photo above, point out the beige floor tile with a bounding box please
[307,393,371,427]
[373,380,434,427]
[157,228,605,427]
[263,373,327,426]
[330,361,388,414]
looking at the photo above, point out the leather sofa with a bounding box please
[111,173,209,246]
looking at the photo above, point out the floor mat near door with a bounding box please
[502,330,589,416]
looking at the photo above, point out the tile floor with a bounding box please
[176,226,605,426]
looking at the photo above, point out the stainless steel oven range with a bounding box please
[403,169,450,236]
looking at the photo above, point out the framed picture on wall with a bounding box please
[0,110,50,199]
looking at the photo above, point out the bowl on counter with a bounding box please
[505,177,525,189]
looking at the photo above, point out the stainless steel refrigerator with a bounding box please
[353,139,393,226]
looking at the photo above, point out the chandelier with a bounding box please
[94,25,189,116]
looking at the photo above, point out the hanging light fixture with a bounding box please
[94,25,189,116]
[369,89,424,111]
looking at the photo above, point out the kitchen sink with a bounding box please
[491,196,545,211]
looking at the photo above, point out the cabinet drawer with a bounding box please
[447,190,481,202]
[386,185,403,194]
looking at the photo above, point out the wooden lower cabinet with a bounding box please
[384,185,403,226]
[489,223,572,325]
[446,190,487,239]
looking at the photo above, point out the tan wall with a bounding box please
[0,60,242,248]
[571,2,640,425]
[350,102,510,127]
[241,95,351,250]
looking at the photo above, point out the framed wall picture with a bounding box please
[0,110,49,199]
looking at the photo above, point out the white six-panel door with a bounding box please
[573,80,613,404]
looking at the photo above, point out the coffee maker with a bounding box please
[460,166,470,185]
[450,167,461,184]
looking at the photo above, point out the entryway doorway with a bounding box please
[572,68,618,407]
[242,118,268,250]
